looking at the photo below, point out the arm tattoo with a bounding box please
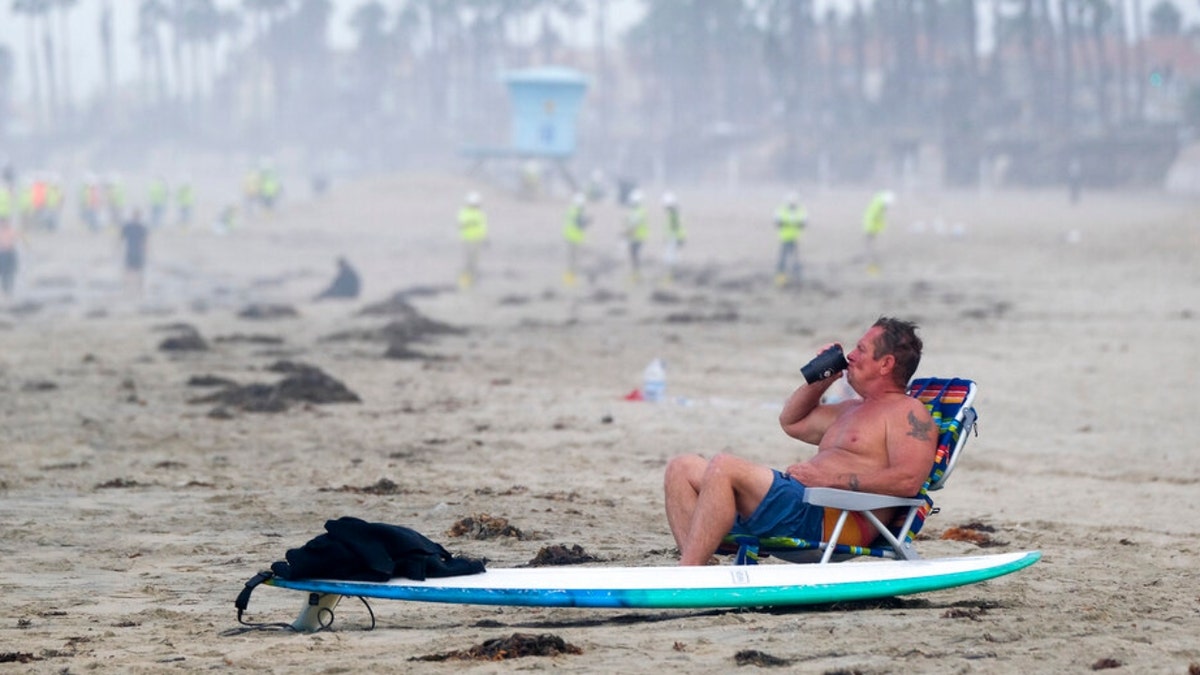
[907,410,933,440]
[848,474,860,491]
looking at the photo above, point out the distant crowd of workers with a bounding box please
[0,159,288,299]
[456,183,894,290]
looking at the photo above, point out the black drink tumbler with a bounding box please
[801,345,848,384]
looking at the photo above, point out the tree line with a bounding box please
[2,0,1196,187]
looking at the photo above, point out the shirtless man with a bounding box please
[663,317,936,565]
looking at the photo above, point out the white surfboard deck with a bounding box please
[267,550,1040,623]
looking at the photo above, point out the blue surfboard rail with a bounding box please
[265,551,1041,610]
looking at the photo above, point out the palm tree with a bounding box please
[100,0,114,106]
[13,0,50,130]
[173,0,223,106]
[54,0,78,124]
[137,0,169,106]
[0,45,14,137]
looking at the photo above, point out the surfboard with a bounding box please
[267,550,1039,629]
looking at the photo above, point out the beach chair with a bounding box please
[721,377,977,565]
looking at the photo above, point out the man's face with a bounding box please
[844,326,884,390]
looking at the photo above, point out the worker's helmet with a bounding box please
[629,189,643,205]
[572,192,586,206]
[786,191,799,205]
[466,191,481,206]
[880,190,895,205]
[662,191,676,206]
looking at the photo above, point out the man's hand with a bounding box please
[785,462,825,487]
[787,462,860,491]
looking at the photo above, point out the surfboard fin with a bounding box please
[292,592,343,632]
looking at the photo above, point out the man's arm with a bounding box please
[778,374,849,444]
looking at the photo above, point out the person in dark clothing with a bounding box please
[120,209,149,295]
[314,257,360,300]
[0,217,20,297]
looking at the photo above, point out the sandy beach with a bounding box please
[1,171,1198,673]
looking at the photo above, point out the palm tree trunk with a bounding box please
[1131,0,1145,122]
[100,0,114,110]
[41,13,59,127]
[1089,2,1112,130]
[1115,0,1130,125]
[25,15,44,131]
[58,2,74,125]
[1058,0,1075,132]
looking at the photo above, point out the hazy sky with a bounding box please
[0,0,646,106]
[0,0,1191,107]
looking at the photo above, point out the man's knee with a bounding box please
[664,453,706,487]
[704,452,743,477]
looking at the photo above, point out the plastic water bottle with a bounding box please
[642,358,666,402]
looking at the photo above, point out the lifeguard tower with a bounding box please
[462,66,589,191]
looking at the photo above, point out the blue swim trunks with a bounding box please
[730,470,825,540]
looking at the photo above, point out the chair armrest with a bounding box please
[802,487,924,511]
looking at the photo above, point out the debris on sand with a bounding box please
[649,290,683,304]
[942,607,988,620]
[320,478,407,495]
[213,333,284,345]
[158,325,209,352]
[382,343,442,361]
[358,287,456,316]
[327,301,464,358]
[20,380,58,392]
[664,308,739,324]
[95,478,145,489]
[237,303,299,320]
[327,314,464,345]
[190,361,360,414]
[527,544,599,566]
[447,514,525,540]
[186,374,239,388]
[411,633,582,662]
[733,650,792,667]
[940,521,1006,548]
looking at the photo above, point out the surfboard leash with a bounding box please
[222,570,376,636]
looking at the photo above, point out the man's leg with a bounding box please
[666,453,775,565]
[664,454,708,551]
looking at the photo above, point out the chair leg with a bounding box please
[862,511,922,561]
[820,511,851,564]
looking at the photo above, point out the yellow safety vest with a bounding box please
[776,205,805,242]
[149,181,168,206]
[627,206,648,242]
[862,194,888,235]
[665,206,685,242]
[459,206,487,242]
[564,205,586,244]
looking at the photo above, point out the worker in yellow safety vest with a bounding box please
[623,190,648,282]
[176,179,194,227]
[661,192,685,283]
[148,176,168,227]
[861,190,894,276]
[563,192,589,286]
[0,184,12,223]
[775,192,807,286]
[458,192,488,288]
